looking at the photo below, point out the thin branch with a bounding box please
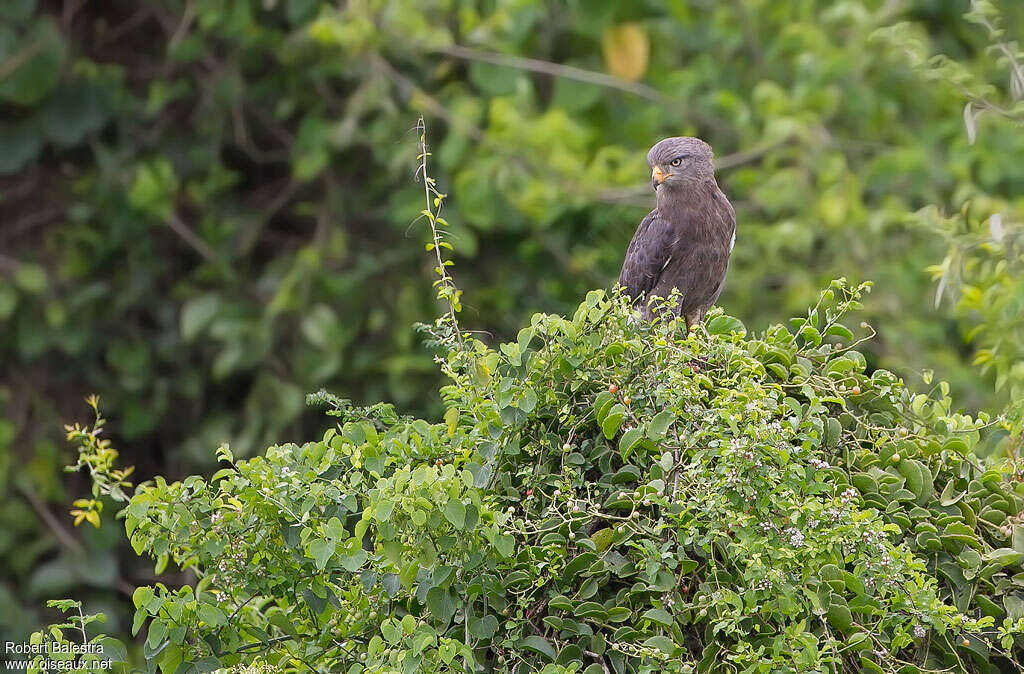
[168,0,197,51]
[96,6,157,47]
[0,40,44,83]
[372,54,484,142]
[1,207,63,244]
[166,213,219,263]
[435,44,666,103]
[713,138,788,171]
[18,483,86,556]
[62,0,89,29]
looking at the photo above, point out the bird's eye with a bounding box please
[669,157,683,167]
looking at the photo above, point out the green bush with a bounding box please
[6,0,1024,659]
[44,281,1024,673]
[5,0,1024,639]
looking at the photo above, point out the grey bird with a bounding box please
[617,137,736,329]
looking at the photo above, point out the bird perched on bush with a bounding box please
[618,137,736,329]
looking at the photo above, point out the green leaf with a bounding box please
[382,620,402,644]
[0,18,66,105]
[197,603,225,627]
[618,427,644,460]
[1005,596,1024,622]
[146,618,167,649]
[13,264,47,294]
[192,657,222,673]
[131,609,146,637]
[518,636,556,661]
[593,391,614,422]
[182,292,222,338]
[301,304,341,348]
[826,602,853,632]
[591,527,615,552]
[983,548,1023,569]
[601,404,626,439]
[706,315,746,336]
[562,552,597,582]
[339,549,367,572]
[96,637,128,664]
[824,417,841,447]
[0,119,42,175]
[494,534,515,558]
[642,608,673,627]
[800,325,822,345]
[897,459,933,504]
[642,635,677,656]
[309,537,335,570]
[647,410,675,440]
[443,499,466,529]
[825,323,854,340]
[39,78,110,147]
[468,614,499,639]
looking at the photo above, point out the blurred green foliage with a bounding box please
[1,0,1023,648]
[881,0,1024,441]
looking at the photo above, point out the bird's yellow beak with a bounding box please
[652,165,668,188]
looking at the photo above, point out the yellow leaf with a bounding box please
[602,23,650,82]
[444,407,459,436]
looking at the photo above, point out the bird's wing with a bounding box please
[617,209,675,303]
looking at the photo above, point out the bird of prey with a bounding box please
[618,137,736,329]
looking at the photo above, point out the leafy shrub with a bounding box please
[6,0,1024,639]
[52,281,1024,673]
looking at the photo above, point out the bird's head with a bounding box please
[647,136,714,190]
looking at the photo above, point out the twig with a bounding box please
[17,483,86,556]
[76,603,89,649]
[0,40,44,83]
[239,180,303,255]
[62,0,89,29]
[2,208,63,243]
[166,213,218,263]
[18,486,137,597]
[436,44,666,103]
[713,138,788,171]
[373,54,484,142]
[436,44,734,137]
[168,0,196,51]
[96,6,156,47]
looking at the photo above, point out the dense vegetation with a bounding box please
[39,282,1024,672]
[3,0,1024,669]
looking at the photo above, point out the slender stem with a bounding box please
[416,116,464,347]
[435,44,664,103]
